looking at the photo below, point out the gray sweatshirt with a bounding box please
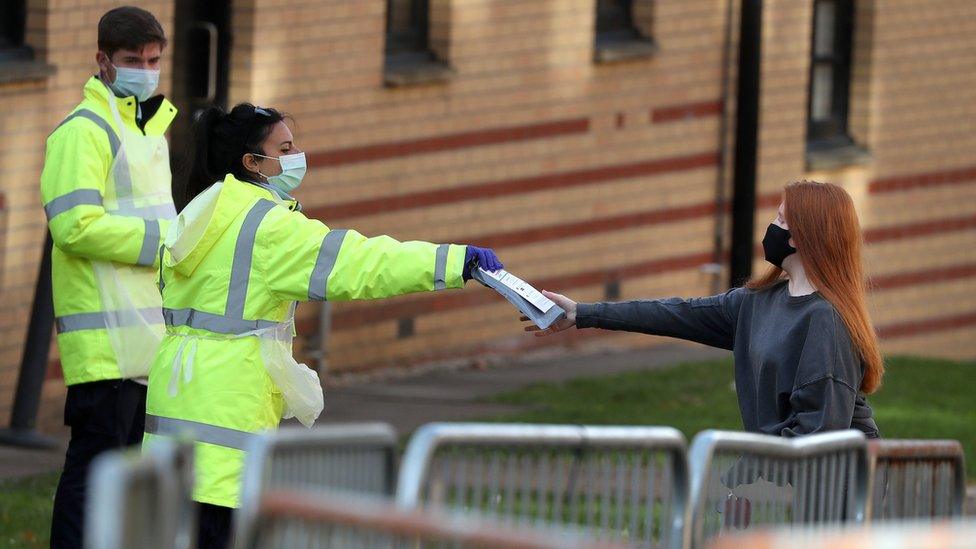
[575,281,880,438]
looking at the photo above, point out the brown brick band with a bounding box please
[461,202,718,249]
[306,118,590,168]
[651,100,723,123]
[872,263,976,290]
[870,165,976,194]
[302,151,720,221]
[877,311,976,339]
[864,213,976,242]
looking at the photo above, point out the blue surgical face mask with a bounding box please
[110,65,160,102]
[255,152,307,194]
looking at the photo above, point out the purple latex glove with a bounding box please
[463,246,504,280]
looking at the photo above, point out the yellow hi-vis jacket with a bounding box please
[144,174,466,507]
[40,76,177,385]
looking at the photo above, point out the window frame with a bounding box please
[595,0,641,46]
[806,0,856,148]
[593,0,656,64]
[385,0,434,67]
[0,0,32,62]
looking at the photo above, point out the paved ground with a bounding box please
[318,343,729,434]
[0,343,727,480]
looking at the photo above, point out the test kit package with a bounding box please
[471,268,567,330]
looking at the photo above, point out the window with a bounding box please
[594,0,655,63]
[385,0,431,66]
[0,0,31,61]
[596,0,639,45]
[807,0,854,148]
[384,0,451,86]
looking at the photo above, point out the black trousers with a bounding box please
[50,379,147,549]
[198,503,233,549]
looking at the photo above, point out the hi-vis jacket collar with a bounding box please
[165,174,289,278]
[82,76,177,136]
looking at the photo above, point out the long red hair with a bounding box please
[746,181,883,393]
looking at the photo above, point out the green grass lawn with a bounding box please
[491,355,976,478]
[0,472,57,549]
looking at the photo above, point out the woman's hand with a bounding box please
[521,290,577,336]
[463,246,503,280]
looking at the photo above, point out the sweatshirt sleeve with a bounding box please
[781,309,863,437]
[41,120,166,267]
[574,287,747,350]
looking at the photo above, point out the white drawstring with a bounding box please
[168,335,199,397]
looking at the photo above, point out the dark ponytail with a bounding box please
[176,103,286,211]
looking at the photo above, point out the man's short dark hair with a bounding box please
[97,6,167,56]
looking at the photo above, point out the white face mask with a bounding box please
[255,152,307,195]
[110,64,160,102]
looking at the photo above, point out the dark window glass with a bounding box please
[807,0,854,146]
[1,0,26,48]
[596,0,640,45]
[386,0,431,64]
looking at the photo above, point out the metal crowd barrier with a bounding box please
[234,423,398,546]
[395,422,688,549]
[867,439,966,520]
[705,519,976,549]
[686,430,870,548]
[85,438,196,549]
[241,488,625,549]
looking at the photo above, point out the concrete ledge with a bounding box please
[806,142,872,171]
[594,38,658,64]
[384,60,453,88]
[0,59,57,84]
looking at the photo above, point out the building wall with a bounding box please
[0,0,973,432]
[237,0,730,374]
[0,0,175,431]
[757,0,976,360]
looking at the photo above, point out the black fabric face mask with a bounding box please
[762,223,797,268]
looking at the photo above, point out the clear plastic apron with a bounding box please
[167,303,325,427]
[92,94,176,379]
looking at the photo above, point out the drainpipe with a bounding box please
[729,0,763,288]
[306,302,332,375]
[706,0,739,295]
[0,233,58,448]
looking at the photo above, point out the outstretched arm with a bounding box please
[524,288,746,350]
[259,206,470,302]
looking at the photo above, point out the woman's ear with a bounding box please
[242,153,261,176]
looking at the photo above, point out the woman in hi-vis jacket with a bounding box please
[145,103,504,548]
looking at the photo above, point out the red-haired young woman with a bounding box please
[526,180,882,438]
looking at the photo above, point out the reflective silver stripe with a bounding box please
[308,229,347,301]
[115,203,176,219]
[136,219,160,267]
[43,189,103,220]
[56,312,105,333]
[433,244,450,291]
[226,200,276,319]
[53,108,134,198]
[56,308,162,334]
[163,307,278,335]
[144,414,254,452]
[54,109,120,155]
